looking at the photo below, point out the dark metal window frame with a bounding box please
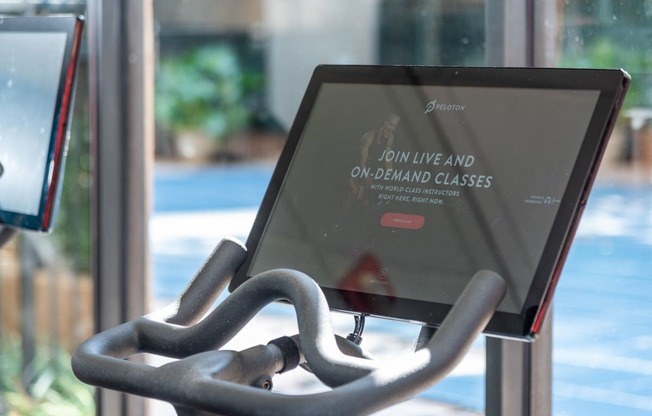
[88,0,153,414]
[485,1,556,415]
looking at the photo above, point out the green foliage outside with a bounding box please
[0,338,94,416]
[155,44,262,143]
[560,0,652,109]
[561,38,652,109]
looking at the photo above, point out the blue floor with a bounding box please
[153,164,652,415]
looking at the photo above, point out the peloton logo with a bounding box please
[424,99,466,114]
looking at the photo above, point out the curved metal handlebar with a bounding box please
[72,237,506,416]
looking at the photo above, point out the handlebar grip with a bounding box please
[160,237,248,326]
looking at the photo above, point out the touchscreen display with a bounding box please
[232,65,629,339]
[248,83,599,314]
[0,32,68,217]
[0,15,83,232]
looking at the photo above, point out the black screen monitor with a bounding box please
[230,65,629,340]
[0,15,84,232]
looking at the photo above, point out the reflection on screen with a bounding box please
[0,32,67,216]
[249,83,599,314]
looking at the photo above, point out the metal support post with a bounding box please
[484,0,557,415]
[486,312,553,416]
[87,0,154,414]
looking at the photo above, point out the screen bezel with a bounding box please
[230,65,629,340]
[0,15,84,232]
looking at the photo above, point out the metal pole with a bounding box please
[486,313,553,416]
[485,0,529,67]
[87,0,154,414]
[484,1,557,415]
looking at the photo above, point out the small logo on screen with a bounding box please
[424,99,466,114]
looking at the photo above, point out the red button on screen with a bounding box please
[380,213,425,230]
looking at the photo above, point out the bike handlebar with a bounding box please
[72,237,506,416]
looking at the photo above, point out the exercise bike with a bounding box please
[72,63,628,415]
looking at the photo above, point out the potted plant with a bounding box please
[155,44,250,160]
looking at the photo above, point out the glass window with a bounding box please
[151,1,486,414]
[555,1,652,415]
[148,1,650,415]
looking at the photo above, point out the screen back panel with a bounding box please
[0,15,84,232]
[231,65,629,340]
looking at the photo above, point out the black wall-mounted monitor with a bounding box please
[0,15,84,232]
[230,65,629,340]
